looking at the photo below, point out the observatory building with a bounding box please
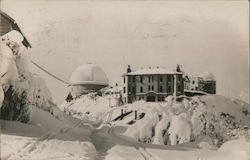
[68,63,109,98]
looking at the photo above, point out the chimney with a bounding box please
[127,65,131,73]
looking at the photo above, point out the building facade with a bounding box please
[122,65,184,103]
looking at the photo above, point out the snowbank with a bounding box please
[146,139,250,160]
[105,145,144,160]
[60,93,118,123]
[1,105,97,160]
[123,95,250,147]
[1,134,96,160]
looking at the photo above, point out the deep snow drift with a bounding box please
[105,138,249,160]
[63,92,250,148]
[1,106,96,160]
[124,95,250,147]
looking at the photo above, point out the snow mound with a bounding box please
[146,138,249,160]
[123,95,250,147]
[218,139,249,156]
[1,134,96,160]
[105,145,144,160]
[60,93,117,123]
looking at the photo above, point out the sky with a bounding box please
[2,0,249,104]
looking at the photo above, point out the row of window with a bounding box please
[123,85,174,93]
[124,75,176,84]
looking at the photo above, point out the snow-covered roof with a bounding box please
[123,67,182,76]
[200,72,216,81]
[0,11,32,48]
[69,63,109,86]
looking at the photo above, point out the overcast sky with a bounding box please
[2,0,249,104]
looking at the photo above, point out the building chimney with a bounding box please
[127,65,131,73]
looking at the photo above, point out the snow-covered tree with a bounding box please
[0,30,55,122]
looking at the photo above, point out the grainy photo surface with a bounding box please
[0,0,249,160]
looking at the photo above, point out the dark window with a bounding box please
[178,85,181,92]
[148,85,151,91]
[128,76,131,82]
[133,76,136,82]
[160,76,163,82]
[140,76,143,83]
[192,81,195,84]
[152,85,154,91]
[124,77,126,83]
[140,86,143,92]
[123,87,126,93]
[132,87,136,93]
[168,86,172,92]
[128,87,131,92]
[148,76,151,82]
[167,75,172,82]
[152,76,154,82]
[160,86,163,92]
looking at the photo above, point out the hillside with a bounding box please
[62,93,250,148]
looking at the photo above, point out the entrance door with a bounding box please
[146,95,156,102]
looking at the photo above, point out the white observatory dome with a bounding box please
[69,63,109,86]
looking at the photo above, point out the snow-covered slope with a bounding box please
[124,95,250,147]
[60,92,250,148]
[60,93,118,123]
[1,105,96,160]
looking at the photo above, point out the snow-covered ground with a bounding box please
[62,93,250,147]
[1,134,95,160]
[105,138,249,160]
[1,30,249,160]
[0,106,96,160]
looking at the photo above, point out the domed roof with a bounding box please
[69,63,109,86]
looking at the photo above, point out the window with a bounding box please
[160,86,163,92]
[128,76,131,82]
[140,76,143,83]
[140,86,143,92]
[168,86,172,92]
[192,81,195,84]
[133,76,136,82]
[167,75,172,82]
[148,76,151,83]
[124,77,126,83]
[148,85,151,91]
[123,87,126,93]
[178,85,181,92]
[128,87,131,92]
[132,87,136,93]
[152,76,154,82]
[160,76,163,82]
[152,85,154,91]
